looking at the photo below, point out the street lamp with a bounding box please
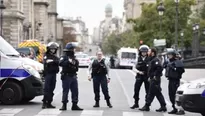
[180,31,184,58]
[203,28,205,35]
[0,0,6,36]
[192,24,200,57]
[157,2,165,39]
[174,0,180,50]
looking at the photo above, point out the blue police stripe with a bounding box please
[202,89,205,97]
[0,69,31,78]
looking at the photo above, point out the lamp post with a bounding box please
[192,24,200,57]
[157,2,165,39]
[203,28,205,36]
[0,0,6,36]
[180,31,184,58]
[174,0,180,50]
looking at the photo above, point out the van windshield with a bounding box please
[0,36,19,56]
[121,52,136,59]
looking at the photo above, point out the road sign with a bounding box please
[153,39,166,47]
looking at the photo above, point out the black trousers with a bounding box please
[146,79,166,107]
[93,75,110,101]
[168,80,180,108]
[133,75,149,103]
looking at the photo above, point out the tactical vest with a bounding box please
[92,59,107,76]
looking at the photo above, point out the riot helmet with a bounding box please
[47,42,59,54]
[167,49,177,59]
[139,45,149,56]
[64,42,77,56]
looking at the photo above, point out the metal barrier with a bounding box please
[183,56,205,68]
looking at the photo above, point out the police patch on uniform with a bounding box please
[60,57,64,60]
[155,62,158,65]
[44,56,47,59]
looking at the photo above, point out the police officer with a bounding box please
[88,51,112,108]
[59,42,83,111]
[130,45,150,109]
[165,50,185,114]
[139,48,167,112]
[109,55,115,68]
[42,42,59,109]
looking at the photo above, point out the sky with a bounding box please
[57,0,124,35]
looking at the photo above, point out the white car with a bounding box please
[176,78,205,116]
[75,53,91,67]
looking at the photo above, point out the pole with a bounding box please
[0,8,2,36]
[175,2,178,50]
[181,35,184,59]
[160,15,162,39]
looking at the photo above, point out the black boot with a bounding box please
[59,103,67,111]
[168,108,178,114]
[176,110,185,115]
[47,102,56,108]
[139,104,150,111]
[71,103,83,111]
[93,101,100,107]
[42,102,47,109]
[156,106,167,112]
[106,100,113,108]
[130,101,139,109]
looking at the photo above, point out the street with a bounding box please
[0,68,203,116]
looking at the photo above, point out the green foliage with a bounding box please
[129,0,195,47]
[101,30,139,54]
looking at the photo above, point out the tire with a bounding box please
[21,97,35,103]
[0,82,23,105]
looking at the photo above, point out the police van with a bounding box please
[176,78,205,116]
[0,36,44,105]
[115,47,138,69]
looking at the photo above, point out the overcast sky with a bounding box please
[57,0,124,34]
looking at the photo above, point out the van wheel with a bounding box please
[0,82,23,105]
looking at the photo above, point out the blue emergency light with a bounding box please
[202,89,205,97]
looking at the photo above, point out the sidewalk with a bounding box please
[181,69,205,83]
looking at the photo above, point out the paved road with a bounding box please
[0,69,203,116]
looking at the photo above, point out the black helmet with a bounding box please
[47,42,59,49]
[167,49,177,56]
[63,42,77,52]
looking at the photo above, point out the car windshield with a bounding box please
[75,54,88,58]
[121,52,136,59]
[16,48,30,55]
[0,36,19,56]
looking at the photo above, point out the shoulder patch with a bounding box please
[155,61,159,65]
[60,57,64,61]
[44,56,47,59]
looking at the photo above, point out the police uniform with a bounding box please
[139,49,167,112]
[165,51,185,114]
[131,46,150,109]
[88,58,112,108]
[42,42,59,109]
[59,42,83,111]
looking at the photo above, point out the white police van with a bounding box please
[176,78,205,116]
[115,47,138,69]
[0,36,44,105]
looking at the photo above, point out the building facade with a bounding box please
[2,0,63,47]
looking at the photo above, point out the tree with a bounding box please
[101,30,139,54]
[63,27,77,48]
[128,0,195,48]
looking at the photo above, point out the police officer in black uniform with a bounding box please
[130,45,150,109]
[165,50,185,114]
[88,51,112,108]
[59,42,83,111]
[42,42,59,109]
[139,48,167,112]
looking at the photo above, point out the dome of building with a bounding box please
[105,4,112,12]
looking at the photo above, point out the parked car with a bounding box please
[176,78,205,116]
[75,53,91,67]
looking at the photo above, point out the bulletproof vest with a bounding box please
[92,59,107,76]
[61,56,78,75]
[136,56,149,73]
[148,56,163,78]
[44,53,59,74]
[165,59,184,80]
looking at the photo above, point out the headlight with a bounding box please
[22,64,41,79]
[24,64,43,73]
[188,83,205,89]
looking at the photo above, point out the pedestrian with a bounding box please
[88,51,113,108]
[42,42,59,109]
[130,45,150,109]
[165,50,185,114]
[139,48,167,112]
[109,55,115,68]
[59,42,83,111]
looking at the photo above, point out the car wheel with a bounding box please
[0,82,23,105]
